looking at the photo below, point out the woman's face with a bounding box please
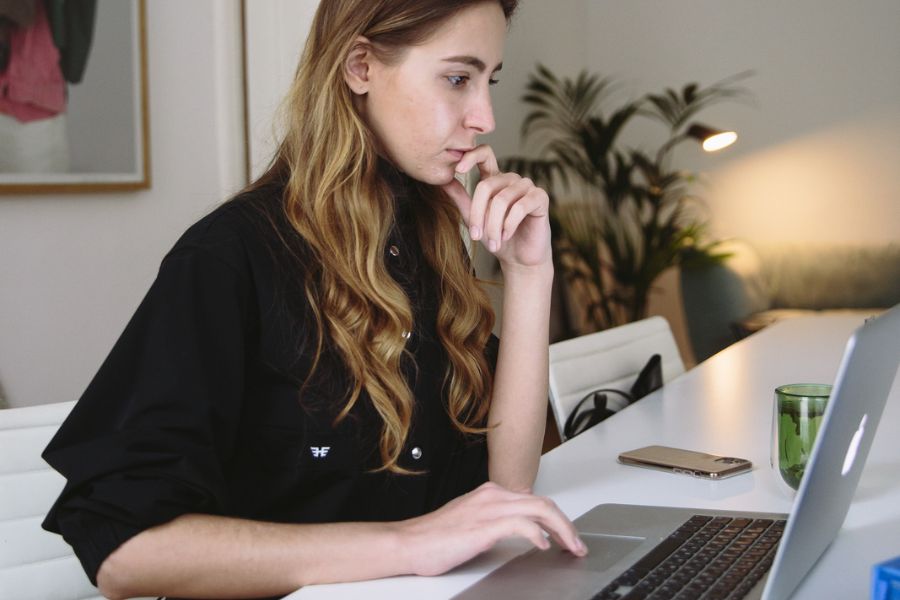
[357,2,507,185]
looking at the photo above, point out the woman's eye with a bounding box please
[489,78,500,86]
[447,75,469,87]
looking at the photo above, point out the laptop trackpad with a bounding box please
[526,533,645,572]
[453,534,646,599]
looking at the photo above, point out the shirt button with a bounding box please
[388,245,400,257]
[411,447,423,460]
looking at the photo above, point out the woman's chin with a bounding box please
[410,164,460,186]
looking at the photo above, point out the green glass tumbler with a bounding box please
[771,383,832,491]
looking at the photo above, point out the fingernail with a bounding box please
[488,239,498,253]
[577,538,588,554]
[470,226,481,240]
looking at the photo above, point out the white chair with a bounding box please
[549,316,686,441]
[0,401,157,600]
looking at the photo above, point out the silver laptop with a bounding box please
[456,304,900,600]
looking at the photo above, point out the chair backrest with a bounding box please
[548,316,685,441]
[0,401,108,600]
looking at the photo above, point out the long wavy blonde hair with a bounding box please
[252,0,518,473]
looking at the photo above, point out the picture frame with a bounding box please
[0,0,150,194]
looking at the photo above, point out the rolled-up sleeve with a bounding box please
[42,232,255,584]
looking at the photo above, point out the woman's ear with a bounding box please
[344,36,373,96]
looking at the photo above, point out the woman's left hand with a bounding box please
[441,144,551,271]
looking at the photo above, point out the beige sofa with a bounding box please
[680,241,900,361]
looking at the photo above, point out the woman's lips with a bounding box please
[446,148,473,161]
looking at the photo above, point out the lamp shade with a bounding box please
[687,123,737,152]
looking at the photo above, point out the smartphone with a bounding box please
[617,445,752,480]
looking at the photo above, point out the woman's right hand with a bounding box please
[396,481,588,577]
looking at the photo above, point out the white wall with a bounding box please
[244,1,319,179]
[0,0,245,408]
[582,0,900,245]
[484,0,588,158]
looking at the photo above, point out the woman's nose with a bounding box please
[464,88,496,135]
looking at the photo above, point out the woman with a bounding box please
[42,1,587,598]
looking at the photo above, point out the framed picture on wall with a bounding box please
[0,0,150,194]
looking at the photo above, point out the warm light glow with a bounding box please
[702,131,738,152]
[706,110,900,244]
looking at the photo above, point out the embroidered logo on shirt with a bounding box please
[310,446,331,458]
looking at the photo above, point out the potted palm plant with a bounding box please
[502,65,750,335]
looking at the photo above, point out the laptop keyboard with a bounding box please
[592,515,786,600]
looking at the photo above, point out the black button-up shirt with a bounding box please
[42,168,497,592]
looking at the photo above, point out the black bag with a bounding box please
[562,354,663,439]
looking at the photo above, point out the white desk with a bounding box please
[289,315,900,599]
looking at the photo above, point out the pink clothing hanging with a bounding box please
[0,0,67,123]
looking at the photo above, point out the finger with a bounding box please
[508,496,587,557]
[491,516,551,552]
[440,177,473,227]
[501,187,549,242]
[544,528,569,551]
[464,484,579,552]
[464,487,586,556]
[535,506,586,556]
[549,524,587,557]
[483,178,533,251]
[455,144,500,180]
[469,173,520,243]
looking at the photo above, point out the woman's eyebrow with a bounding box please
[441,55,503,73]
